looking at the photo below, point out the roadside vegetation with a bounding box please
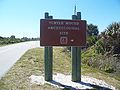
[0,47,120,90]
[82,22,120,79]
[81,22,120,89]
[0,22,120,90]
[0,35,39,46]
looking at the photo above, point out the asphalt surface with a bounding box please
[0,41,40,78]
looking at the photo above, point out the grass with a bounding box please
[0,48,70,90]
[82,47,120,89]
[0,47,120,90]
[0,43,19,47]
[82,65,120,89]
[0,44,7,47]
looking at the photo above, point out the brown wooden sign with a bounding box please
[40,19,86,46]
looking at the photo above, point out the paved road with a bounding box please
[0,41,40,78]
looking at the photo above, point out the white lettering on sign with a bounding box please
[48,26,80,30]
[49,21,64,25]
[48,21,79,26]
[60,37,68,44]
[65,22,79,25]
[60,32,68,35]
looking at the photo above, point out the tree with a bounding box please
[10,35,15,39]
[86,24,99,47]
[21,37,29,41]
[87,24,99,36]
[0,36,4,39]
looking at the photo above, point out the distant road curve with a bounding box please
[0,41,40,78]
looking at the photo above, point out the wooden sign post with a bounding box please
[44,12,53,81]
[40,12,86,82]
[72,12,81,82]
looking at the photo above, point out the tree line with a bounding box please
[0,35,39,46]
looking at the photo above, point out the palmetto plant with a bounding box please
[96,22,120,55]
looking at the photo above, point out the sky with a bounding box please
[0,0,120,38]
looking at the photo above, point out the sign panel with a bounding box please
[40,19,86,46]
